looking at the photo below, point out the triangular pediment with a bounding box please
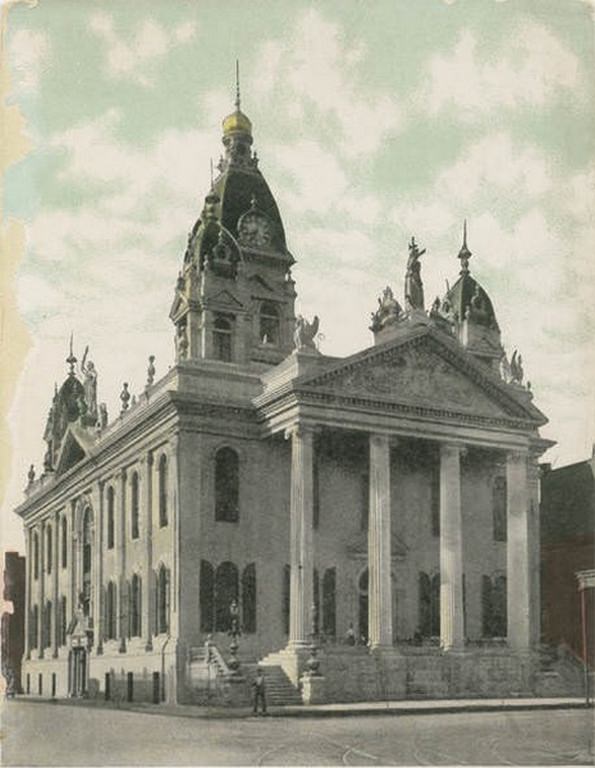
[249,274,276,296]
[55,426,91,475]
[208,289,245,310]
[296,329,544,424]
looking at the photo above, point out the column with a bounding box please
[118,469,127,651]
[143,452,154,650]
[94,481,105,654]
[38,522,46,657]
[287,425,315,647]
[169,436,179,622]
[527,451,541,648]
[368,433,393,649]
[506,449,530,651]
[52,512,59,657]
[70,501,77,618]
[439,442,465,651]
[24,527,31,659]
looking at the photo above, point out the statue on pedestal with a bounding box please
[370,286,402,332]
[404,236,426,311]
[294,315,320,351]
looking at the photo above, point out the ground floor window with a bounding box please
[419,572,440,637]
[482,574,507,638]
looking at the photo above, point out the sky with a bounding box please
[2,0,594,553]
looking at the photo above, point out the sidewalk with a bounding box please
[14,694,591,720]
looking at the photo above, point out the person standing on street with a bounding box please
[252,667,267,715]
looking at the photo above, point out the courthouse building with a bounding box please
[17,93,566,704]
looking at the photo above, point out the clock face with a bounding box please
[239,212,272,247]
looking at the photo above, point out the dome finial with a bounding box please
[458,219,472,275]
[66,331,77,376]
[235,59,241,111]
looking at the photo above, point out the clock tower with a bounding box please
[169,86,297,367]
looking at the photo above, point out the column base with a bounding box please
[369,643,397,653]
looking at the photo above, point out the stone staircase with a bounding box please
[244,662,303,706]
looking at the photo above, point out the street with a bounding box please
[2,701,593,766]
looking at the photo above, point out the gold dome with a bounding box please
[222,109,252,136]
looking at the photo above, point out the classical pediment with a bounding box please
[295,329,544,424]
[54,425,93,475]
[207,289,245,310]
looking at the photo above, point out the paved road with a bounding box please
[2,701,593,766]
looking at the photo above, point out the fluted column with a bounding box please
[439,442,465,651]
[94,481,105,654]
[287,425,314,647]
[118,469,127,651]
[52,512,59,657]
[24,527,31,659]
[143,452,154,650]
[507,449,530,651]
[368,433,393,649]
[38,521,46,657]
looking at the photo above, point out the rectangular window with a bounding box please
[360,473,369,532]
[431,463,440,537]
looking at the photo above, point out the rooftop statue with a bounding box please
[294,314,319,352]
[404,236,426,311]
[370,286,402,331]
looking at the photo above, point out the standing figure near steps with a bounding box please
[252,667,267,715]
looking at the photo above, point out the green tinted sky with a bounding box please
[3,0,595,548]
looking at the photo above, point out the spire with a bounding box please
[66,332,77,376]
[457,219,472,275]
[235,59,241,110]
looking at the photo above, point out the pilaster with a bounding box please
[368,433,393,649]
[506,448,530,651]
[118,469,127,652]
[52,512,59,657]
[144,451,154,650]
[439,442,465,651]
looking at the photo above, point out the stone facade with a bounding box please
[16,96,560,705]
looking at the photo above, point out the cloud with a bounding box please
[8,28,51,94]
[251,8,402,158]
[89,13,197,87]
[419,21,581,119]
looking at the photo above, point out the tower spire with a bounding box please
[457,219,472,275]
[235,59,241,111]
[66,332,77,376]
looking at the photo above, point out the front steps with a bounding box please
[243,663,303,706]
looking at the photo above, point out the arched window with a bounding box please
[106,582,117,640]
[282,564,290,636]
[158,455,168,527]
[322,567,336,638]
[107,487,115,549]
[44,600,52,649]
[130,574,141,637]
[241,563,257,634]
[493,476,507,541]
[215,447,239,522]
[82,507,93,617]
[259,301,280,345]
[131,472,140,540]
[59,596,67,646]
[200,560,215,633]
[46,525,52,574]
[214,561,238,632]
[213,315,233,362]
[31,605,39,649]
[61,517,67,569]
[157,566,170,634]
[33,532,39,580]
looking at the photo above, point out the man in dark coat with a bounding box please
[252,667,267,715]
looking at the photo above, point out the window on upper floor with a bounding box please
[131,471,140,540]
[33,533,39,580]
[214,447,239,522]
[107,486,115,549]
[213,316,233,362]
[492,476,507,542]
[158,455,168,528]
[46,525,52,575]
[259,301,280,345]
[61,517,67,569]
